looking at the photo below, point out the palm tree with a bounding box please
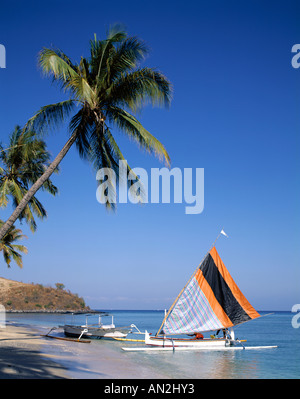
[0,25,172,240]
[0,220,28,267]
[0,126,59,232]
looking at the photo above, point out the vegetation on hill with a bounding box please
[0,278,90,312]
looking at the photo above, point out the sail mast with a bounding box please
[155,229,225,337]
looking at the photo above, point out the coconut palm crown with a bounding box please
[33,25,171,169]
[0,126,58,232]
[0,25,172,240]
[0,220,27,268]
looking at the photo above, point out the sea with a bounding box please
[5,310,300,379]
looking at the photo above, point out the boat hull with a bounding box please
[145,331,232,348]
[121,332,277,352]
[63,324,132,339]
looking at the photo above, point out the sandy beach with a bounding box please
[0,323,168,379]
[0,324,68,378]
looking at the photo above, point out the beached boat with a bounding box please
[122,230,277,351]
[61,313,133,339]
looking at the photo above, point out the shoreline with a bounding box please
[0,323,169,379]
[5,310,101,314]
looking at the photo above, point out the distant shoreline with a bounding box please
[5,309,291,313]
[5,309,102,314]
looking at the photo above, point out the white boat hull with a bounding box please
[144,331,232,348]
[121,331,277,351]
[63,324,132,339]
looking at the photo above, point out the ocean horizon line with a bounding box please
[94,308,292,313]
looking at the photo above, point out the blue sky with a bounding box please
[0,0,299,310]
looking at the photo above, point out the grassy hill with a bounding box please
[0,277,90,312]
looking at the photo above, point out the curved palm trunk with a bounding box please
[0,132,78,241]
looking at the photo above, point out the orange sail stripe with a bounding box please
[194,268,233,328]
[209,247,260,320]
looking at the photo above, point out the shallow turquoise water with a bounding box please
[6,310,300,379]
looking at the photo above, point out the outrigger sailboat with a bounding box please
[122,231,277,351]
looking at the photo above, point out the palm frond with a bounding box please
[39,48,78,83]
[0,178,10,207]
[9,182,45,232]
[106,37,149,84]
[91,125,117,210]
[102,127,146,203]
[69,107,95,160]
[0,220,27,268]
[0,126,59,231]
[108,68,172,112]
[88,123,146,207]
[10,249,25,268]
[66,74,97,106]
[95,25,127,84]
[25,100,76,135]
[107,106,170,167]
[106,24,127,42]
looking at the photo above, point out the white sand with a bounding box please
[0,324,169,379]
[0,324,68,378]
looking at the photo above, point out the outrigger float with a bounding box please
[122,230,278,352]
[41,327,91,343]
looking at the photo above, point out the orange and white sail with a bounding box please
[162,246,260,335]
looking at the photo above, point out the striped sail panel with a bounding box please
[200,248,260,326]
[208,247,260,321]
[163,277,224,334]
[162,247,260,335]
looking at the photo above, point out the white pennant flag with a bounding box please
[220,229,228,237]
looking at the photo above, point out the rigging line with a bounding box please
[233,312,275,330]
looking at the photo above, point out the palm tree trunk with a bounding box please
[0,132,78,241]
